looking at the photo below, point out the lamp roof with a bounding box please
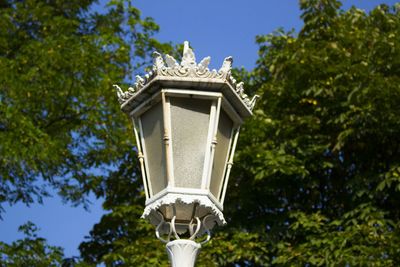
[115,41,258,118]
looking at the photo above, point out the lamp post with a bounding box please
[115,41,257,267]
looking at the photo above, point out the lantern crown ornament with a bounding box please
[115,41,257,267]
[115,41,258,111]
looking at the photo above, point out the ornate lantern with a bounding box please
[115,41,257,266]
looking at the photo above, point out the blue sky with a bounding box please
[134,0,398,70]
[0,0,398,259]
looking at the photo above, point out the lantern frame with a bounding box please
[128,87,245,230]
[115,41,257,249]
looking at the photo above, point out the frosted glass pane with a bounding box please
[159,202,209,234]
[141,101,167,195]
[210,109,233,198]
[170,97,211,189]
[160,202,196,223]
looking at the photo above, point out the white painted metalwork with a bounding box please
[162,92,174,187]
[166,240,201,267]
[155,211,212,245]
[132,119,149,199]
[138,118,154,197]
[205,97,222,192]
[116,41,257,267]
[220,128,241,205]
[201,99,217,190]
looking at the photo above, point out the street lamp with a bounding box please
[115,41,257,267]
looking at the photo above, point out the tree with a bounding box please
[3,0,400,266]
[79,0,400,266]
[0,0,172,208]
[0,221,64,266]
[227,0,400,265]
[79,152,169,266]
[0,0,175,265]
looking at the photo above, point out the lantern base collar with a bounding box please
[166,239,201,267]
[142,192,226,233]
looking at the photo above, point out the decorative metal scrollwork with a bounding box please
[114,41,259,110]
[155,212,212,245]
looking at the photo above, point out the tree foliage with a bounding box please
[2,0,400,266]
[0,221,65,266]
[225,0,400,265]
[0,0,172,207]
[80,1,400,266]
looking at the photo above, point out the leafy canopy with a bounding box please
[81,0,400,266]
[2,0,400,266]
[0,222,64,267]
[0,0,172,208]
[229,0,400,265]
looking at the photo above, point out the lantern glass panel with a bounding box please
[170,97,211,189]
[159,203,197,222]
[210,109,233,198]
[140,101,167,195]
